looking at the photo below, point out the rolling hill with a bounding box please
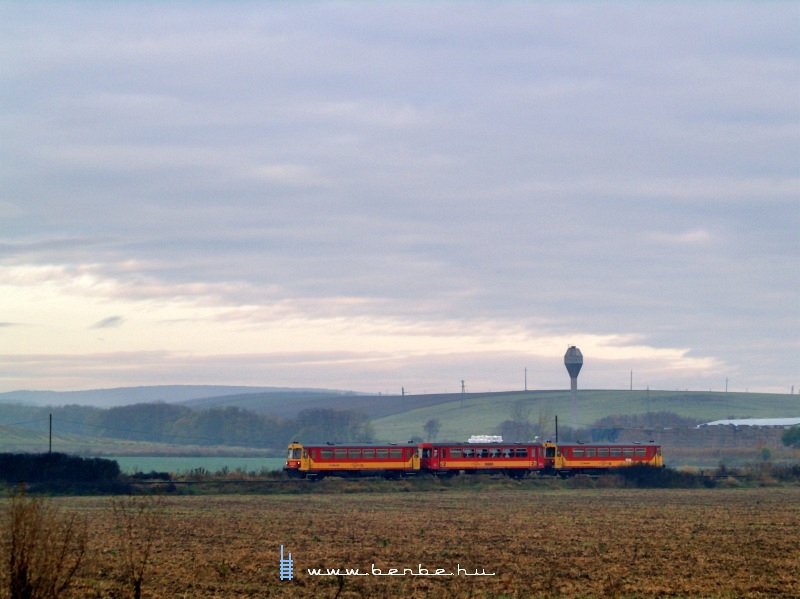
[2,385,796,449]
[0,385,355,408]
[170,387,799,443]
[370,389,800,442]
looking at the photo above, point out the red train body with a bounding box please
[285,440,663,479]
[284,442,419,479]
[418,442,544,478]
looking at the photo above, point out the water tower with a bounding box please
[564,346,583,391]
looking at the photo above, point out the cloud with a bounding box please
[648,229,714,246]
[0,2,797,394]
[90,316,125,330]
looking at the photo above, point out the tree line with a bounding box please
[0,404,374,449]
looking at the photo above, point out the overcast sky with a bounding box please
[1,2,798,395]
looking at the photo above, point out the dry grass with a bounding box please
[2,487,799,598]
[1,490,87,599]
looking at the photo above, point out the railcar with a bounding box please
[284,441,420,479]
[418,442,544,478]
[542,441,663,476]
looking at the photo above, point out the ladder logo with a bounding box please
[279,545,294,581]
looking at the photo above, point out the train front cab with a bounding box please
[284,442,307,478]
[285,442,420,479]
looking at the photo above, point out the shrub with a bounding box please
[1,486,87,599]
[110,495,165,599]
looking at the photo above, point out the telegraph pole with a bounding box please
[49,413,52,454]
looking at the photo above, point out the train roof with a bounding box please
[419,440,661,447]
[554,441,661,446]
[419,441,541,447]
[290,440,660,448]
[290,442,417,448]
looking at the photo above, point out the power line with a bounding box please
[0,417,51,428]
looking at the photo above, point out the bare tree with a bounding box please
[110,495,165,599]
[423,419,441,442]
[496,400,537,442]
[3,487,87,599]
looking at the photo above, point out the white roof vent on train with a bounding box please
[468,435,503,443]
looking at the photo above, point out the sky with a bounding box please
[1,2,798,396]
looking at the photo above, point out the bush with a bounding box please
[1,487,87,598]
[614,465,710,488]
[0,453,120,484]
[111,495,165,599]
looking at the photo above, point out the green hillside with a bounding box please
[0,425,272,457]
[370,390,800,442]
[3,388,796,452]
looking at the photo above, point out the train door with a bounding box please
[543,442,559,472]
[420,445,439,471]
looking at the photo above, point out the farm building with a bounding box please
[697,418,800,428]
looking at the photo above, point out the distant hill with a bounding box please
[177,389,502,419]
[369,389,800,442]
[0,385,357,408]
[178,388,366,417]
[2,386,796,453]
[163,387,800,442]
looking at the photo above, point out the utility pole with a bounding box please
[461,380,466,408]
[49,413,52,454]
[524,368,527,391]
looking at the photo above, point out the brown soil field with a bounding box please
[3,487,799,598]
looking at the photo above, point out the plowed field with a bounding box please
[12,487,800,598]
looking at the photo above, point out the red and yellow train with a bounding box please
[285,440,662,479]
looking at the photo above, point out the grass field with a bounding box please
[372,389,800,442]
[4,486,798,598]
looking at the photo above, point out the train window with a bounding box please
[450,448,462,458]
[515,448,528,458]
[598,448,609,457]
[623,448,634,457]
[389,449,402,459]
[478,449,489,458]
[635,448,647,457]
[586,449,596,457]
[463,448,475,458]
[502,449,512,458]
[377,449,389,459]
[363,449,375,459]
[334,449,347,459]
[545,446,555,458]
[573,448,585,457]
[610,448,622,457]
[422,448,432,458]
[321,449,333,459]
[348,449,361,459]
[489,449,501,458]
